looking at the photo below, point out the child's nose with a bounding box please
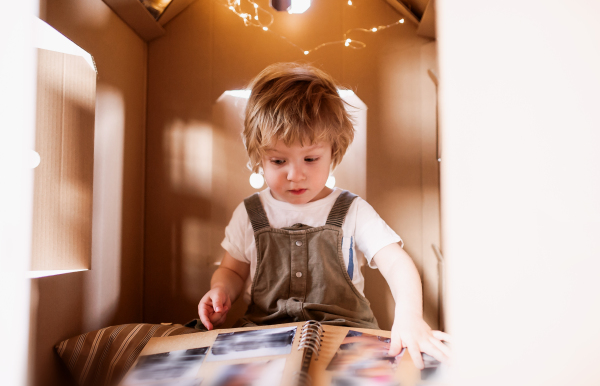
[287,164,305,182]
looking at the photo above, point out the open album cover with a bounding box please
[119,321,442,386]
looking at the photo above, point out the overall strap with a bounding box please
[325,190,358,228]
[244,193,271,232]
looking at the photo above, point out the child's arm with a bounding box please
[198,251,250,330]
[372,243,451,369]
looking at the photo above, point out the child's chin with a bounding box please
[286,193,314,204]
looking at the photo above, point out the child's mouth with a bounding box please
[289,189,307,195]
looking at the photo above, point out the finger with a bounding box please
[430,336,452,359]
[407,343,424,370]
[421,341,449,364]
[209,310,225,324]
[214,313,228,327]
[212,292,227,313]
[199,310,213,331]
[388,336,404,357]
[432,330,452,343]
[199,299,216,330]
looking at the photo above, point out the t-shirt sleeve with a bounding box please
[221,202,251,264]
[352,198,403,269]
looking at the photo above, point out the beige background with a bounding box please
[30,1,439,385]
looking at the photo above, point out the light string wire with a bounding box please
[220,0,405,55]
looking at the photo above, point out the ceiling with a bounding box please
[104,0,435,42]
[397,0,429,19]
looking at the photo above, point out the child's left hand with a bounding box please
[388,313,451,369]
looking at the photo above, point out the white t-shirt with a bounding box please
[221,187,403,304]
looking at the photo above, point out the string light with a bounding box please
[219,0,405,56]
[225,0,274,28]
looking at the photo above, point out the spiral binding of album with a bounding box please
[293,320,325,386]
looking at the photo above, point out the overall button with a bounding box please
[295,240,303,247]
[296,272,303,278]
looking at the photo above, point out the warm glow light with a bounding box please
[224,0,405,55]
[224,90,251,98]
[249,173,265,189]
[326,176,336,189]
[27,269,87,278]
[34,18,95,71]
[289,0,311,14]
[337,89,355,98]
[28,150,40,169]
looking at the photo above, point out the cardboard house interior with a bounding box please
[3,0,599,385]
[28,1,440,384]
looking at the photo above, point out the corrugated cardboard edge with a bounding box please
[32,16,98,75]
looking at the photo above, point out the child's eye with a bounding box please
[271,159,285,165]
[305,157,319,163]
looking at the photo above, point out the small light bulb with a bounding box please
[345,42,349,46]
[304,51,309,55]
[346,38,351,43]
[254,2,258,7]
[400,19,405,23]
[28,150,41,169]
[325,176,336,189]
[249,173,265,189]
[348,0,352,5]
[372,27,377,32]
[254,15,258,20]
[263,26,268,31]
[229,6,234,10]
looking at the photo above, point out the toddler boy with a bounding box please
[198,63,449,368]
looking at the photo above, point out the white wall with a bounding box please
[438,1,600,385]
[0,4,37,386]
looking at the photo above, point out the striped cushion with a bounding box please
[54,323,199,386]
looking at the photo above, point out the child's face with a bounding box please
[261,139,332,204]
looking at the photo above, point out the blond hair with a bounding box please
[243,62,355,173]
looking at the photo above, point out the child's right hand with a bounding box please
[198,287,231,330]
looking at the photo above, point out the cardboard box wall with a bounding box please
[32,46,96,271]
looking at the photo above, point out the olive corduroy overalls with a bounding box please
[234,190,379,329]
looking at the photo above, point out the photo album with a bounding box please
[119,321,445,386]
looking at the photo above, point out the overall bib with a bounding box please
[235,190,379,329]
